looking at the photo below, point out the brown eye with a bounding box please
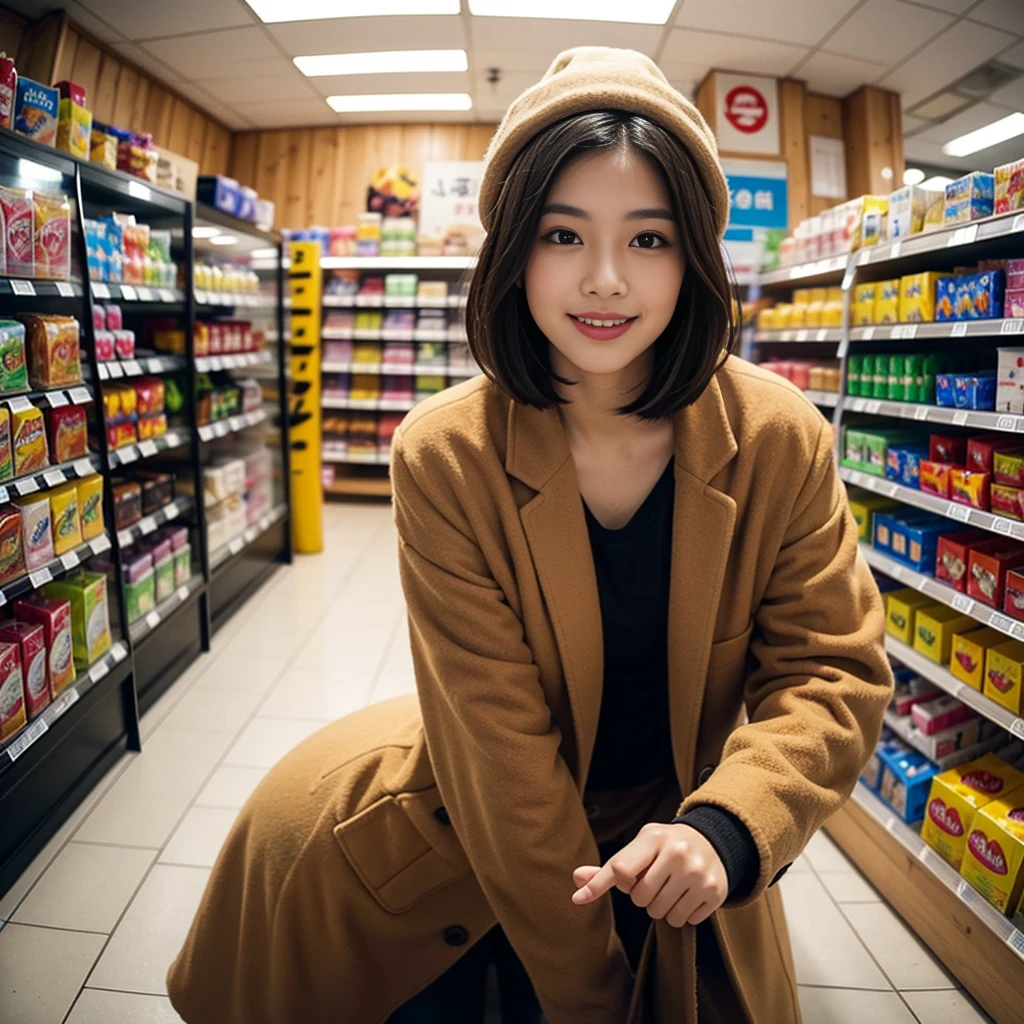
[546,229,580,245]
[633,232,665,249]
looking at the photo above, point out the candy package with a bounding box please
[33,193,71,281]
[0,405,12,483]
[10,493,53,570]
[0,621,47,720]
[0,641,25,741]
[76,475,103,541]
[20,314,81,387]
[0,321,27,394]
[0,505,25,583]
[11,406,47,475]
[14,595,74,696]
[45,403,87,463]
[43,571,111,670]
[0,185,33,278]
[0,54,16,131]
[48,481,81,555]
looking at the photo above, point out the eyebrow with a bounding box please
[541,202,675,221]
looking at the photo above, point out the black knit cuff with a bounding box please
[672,805,760,902]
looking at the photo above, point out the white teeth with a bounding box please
[574,316,630,327]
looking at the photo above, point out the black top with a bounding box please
[582,461,760,900]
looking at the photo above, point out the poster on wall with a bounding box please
[714,73,780,157]
[720,158,788,277]
[420,160,486,255]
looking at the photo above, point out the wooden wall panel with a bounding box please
[231,122,497,229]
[843,85,904,199]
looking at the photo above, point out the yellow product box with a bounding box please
[56,97,92,160]
[793,289,812,307]
[873,279,901,325]
[959,782,1024,915]
[921,755,1024,871]
[757,307,778,330]
[774,303,794,327]
[804,301,823,327]
[885,589,937,645]
[808,287,828,304]
[854,283,878,308]
[984,639,1024,715]
[48,481,82,555]
[950,626,1007,690]
[847,492,897,541]
[788,304,807,328]
[923,192,945,232]
[898,272,939,323]
[913,606,976,664]
[851,303,874,326]
[852,194,889,250]
[822,300,844,327]
[75,474,104,541]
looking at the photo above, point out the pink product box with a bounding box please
[1007,289,1024,320]
[1007,259,1024,293]
[323,340,353,364]
[94,330,115,362]
[105,305,122,331]
[911,694,978,736]
[113,329,134,359]
[158,524,188,551]
[92,306,104,332]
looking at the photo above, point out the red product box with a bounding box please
[105,305,122,331]
[92,306,104,333]
[94,330,114,362]
[0,55,16,132]
[14,596,75,697]
[968,434,1023,474]
[208,323,224,355]
[920,460,954,498]
[1007,258,1024,292]
[0,620,48,718]
[0,641,24,741]
[1004,569,1024,620]
[1007,289,1024,320]
[930,433,968,466]
[911,694,977,736]
[967,540,1024,607]
[53,80,87,107]
[113,329,134,360]
[991,484,1024,521]
[950,468,990,510]
[936,530,990,591]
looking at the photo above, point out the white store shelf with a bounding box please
[321,256,474,271]
[844,397,1024,433]
[754,328,844,343]
[849,320,1024,342]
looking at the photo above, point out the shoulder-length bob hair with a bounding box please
[465,110,738,419]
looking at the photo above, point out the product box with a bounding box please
[33,193,70,281]
[998,347,1024,414]
[0,188,32,279]
[45,404,87,465]
[920,460,954,498]
[112,481,141,530]
[0,505,24,584]
[959,782,1024,914]
[141,537,173,601]
[10,406,47,477]
[950,468,990,509]
[951,626,1007,690]
[878,747,940,823]
[969,435,1021,475]
[873,279,901,324]
[14,596,74,696]
[56,95,92,161]
[890,517,948,571]
[873,508,935,552]
[13,77,57,147]
[0,55,16,131]
[43,571,111,670]
[10,494,53,571]
[172,541,191,586]
[995,158,1024,216]
[954,373,996,411]
[936,277,959,321]
[196,175,241,216]
[48,481,81,555]
[923,755,1024,870]
[945,172,995,225]
[985,639,1024,715]
[0,641,24,741]
[913,606,977,664]
[992,484,1024,521]
[21,314,81,388]
[994,449,1024,487]
[899,272,938,322]
[123,560,154,623]
[962,270,1005,320]
[886,589,937,645]
[0,620,47,719]
[936,530,990,591]
[1005,569,1024,620]
[931,433,967,466]
[848,491,898,541]
[75,475,103,541]
[912,693,977,736]
[968,540,1024,607]
[892,669,941,716]
[0,322,27,399]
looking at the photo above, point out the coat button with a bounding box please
[434,806,451,826]
[697,764,716,787]
[443,925,469,946]
[585,802,600,820]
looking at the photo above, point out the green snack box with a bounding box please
[0,321,29,394]
[872,354,888,399]
[173,543,191,586]
[153,552,173,602]
[125,569,155,624]
[888,354,905,401]
[847,353,861,396]
[843,427,866,469]
[903,354,923,404]
[43,571,111,670]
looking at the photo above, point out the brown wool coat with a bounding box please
[166,357,894,1024]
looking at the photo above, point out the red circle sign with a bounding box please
[724,85,768,135]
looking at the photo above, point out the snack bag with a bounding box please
[75,475,104,541]
[137,412,167,440]
[0,185,33,277]
[20,314,81,387]
[0,621,47,719]
[0,54,16,131]
[47,481,81,556]
[134,377,165,417]
[0,405,11,483]
[90,121,117,169]
[11,493,53,570]
[0,505,25,583]
[13,77,57,147]
[33,192,71,281]
[0,321,27,395]
[45,403,87,463]
[14,595,74,695]
[0,641,25,740]
[11,406,48,475]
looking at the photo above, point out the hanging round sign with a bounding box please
[724,85,768,135]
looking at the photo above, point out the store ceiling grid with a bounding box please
[6,0,1024,161]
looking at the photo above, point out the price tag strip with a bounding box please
[10,279,35,296]
[55,282,74,298]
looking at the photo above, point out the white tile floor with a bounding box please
[0,503,996,1023]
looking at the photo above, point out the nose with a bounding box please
[581,243,627,300]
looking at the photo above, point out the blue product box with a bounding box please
[901,448,929,489]
[878,746,940,823]
[237,185,257,222]
[197,175,242,216]
[936,373,957,407]
[964,270,1005,320]
[953,372,996,410]
[936,277,959,321]
[944,172,994,225]
[873,512,899,553]
[887,444,925,482]
[891,519,948,572]
[13,76,58,147]
[100,219,123,283]
[861,735,909,793]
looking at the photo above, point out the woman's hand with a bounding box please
[571,822,728,927]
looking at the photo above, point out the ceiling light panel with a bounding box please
[469,0,675,24]
[326,92,473,112]
[943,111,1024,157]
[295,49,467,77]
[246,0,459,22]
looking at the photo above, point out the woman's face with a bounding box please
[524,146,685,380]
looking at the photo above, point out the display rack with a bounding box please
[0,130,291,902]
[758,207,1024,1021]
[319,254,477,498]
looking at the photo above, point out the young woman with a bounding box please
[167,48,893,1024]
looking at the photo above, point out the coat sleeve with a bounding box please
[677,420,894,903]
[390,441,633,1024]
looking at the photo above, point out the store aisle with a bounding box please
[0,503,993,1024]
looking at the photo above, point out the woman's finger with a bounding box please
[572,865,600,888]
[686,900,715,926]
[627,853,674,912]
[665,887,708,929]
[572,832,658,904]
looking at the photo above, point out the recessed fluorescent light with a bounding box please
[920,175,955,192]
[903,168,925,186]
[245,0,458,22]
[327,93,472,113]
[296,49,468,78]
[250,247,279,259]
[942,112,1024,157]
[192,226,221,238]
[209,234,238,246]
[469,0,674,22]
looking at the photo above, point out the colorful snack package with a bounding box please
[48,481,81,555]
[0,54,16,131]
[140,536,174,602]
[20,314,81,387]
[11,406,47,475]
[13,77,57,147]
[43,571,111,669]
[0,405,11,483]
[112,481,141,529]
[11,493,53,570]
[76,475,104,541]
[45,403,87,463]
[0,641,25,740]
[33,192,71,281]
[106,420,137,450]
[959,782,1024,914]
[134,377,165,417]
[113,329,134,360]
[122,549,154,623]
[0,505,24,583]
[56,94,92,161]
[90,121,117,170]
[14,595,74,695]
[94,329,115,362]
[0,620,47,719]
[136,413,167,440]
[0,185,33,278]
[0,321,28,394]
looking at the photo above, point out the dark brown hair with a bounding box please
[465,110,738,419]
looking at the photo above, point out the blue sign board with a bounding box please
[720,158,788,232]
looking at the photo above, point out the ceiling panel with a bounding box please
[905,131,1024,173]
[988,76,1024,111]
[168,80,223,109]
[795,52,888,98]
[901,114,932,135]
[197,74,319,105]
[967,0,1024,34]
[912,0,978,12]
[195,56,297,81]
[139,27,282,79]
[9,0,125,41]
[305,71,470,98]
[674,0,859,47]
[111,41,185,82]
[823,0,952,67]
[266,15,466,56]
[658,60,709,96]
[1000,40,1024,71]
[81,0,253,39]
[474,49,554,74]
[469,17,661,54]
[878,20,1008,109]
[915,100,1010,143]
[662,28,808,77]
[230,97,333,126]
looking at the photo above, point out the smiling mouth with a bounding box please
[570,315,636,327]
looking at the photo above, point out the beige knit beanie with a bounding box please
[478,46,730,239]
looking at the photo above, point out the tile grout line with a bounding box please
[62,513,396,1023]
